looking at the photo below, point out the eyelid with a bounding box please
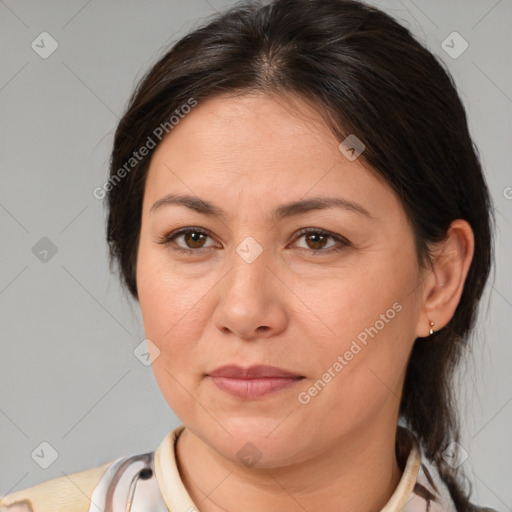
[157,226,351,254]
[157,226,218,252]
[293,227,351,248]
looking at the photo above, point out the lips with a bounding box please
[207,365,305,399]
[208,364,303,379]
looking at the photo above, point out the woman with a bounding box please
[0,0,498,510]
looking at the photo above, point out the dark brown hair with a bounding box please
[105,1,495,510]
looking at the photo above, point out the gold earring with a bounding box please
[429,321,435,336]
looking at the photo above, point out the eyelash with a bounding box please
[156,227,351,255]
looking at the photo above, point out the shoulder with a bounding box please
[0,458,117,512]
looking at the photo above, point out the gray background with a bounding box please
[0,0,511,509]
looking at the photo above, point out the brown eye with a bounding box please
[157,227,217,254]
[294,228,351,254]
[304,232,329,250]
[181,231,208,249]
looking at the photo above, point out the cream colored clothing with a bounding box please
[0,425,484,511]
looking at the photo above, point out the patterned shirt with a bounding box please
[0,425,491,511]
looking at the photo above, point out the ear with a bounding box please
[415,219,475,338]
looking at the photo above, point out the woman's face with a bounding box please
[136,92,426,466]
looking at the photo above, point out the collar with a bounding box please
[154,425,445,512]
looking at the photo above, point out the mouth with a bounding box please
[206,364,305,399]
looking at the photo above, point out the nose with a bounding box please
[212,239,288,341]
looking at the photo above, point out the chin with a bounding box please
[202,419,310,468]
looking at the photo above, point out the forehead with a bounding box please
[166,92,336,165]
[143,92,400,222]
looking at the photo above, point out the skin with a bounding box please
[136,92,474,512]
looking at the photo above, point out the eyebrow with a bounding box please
[149,193,373,221]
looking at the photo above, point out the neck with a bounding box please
[175,419,404,512]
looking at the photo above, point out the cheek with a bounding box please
[136,256,210,418]
[138,277,205,352]
[306,251,415,345]
[300,248,419,402]
[136,247,206,362]
[296,301,413,440]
